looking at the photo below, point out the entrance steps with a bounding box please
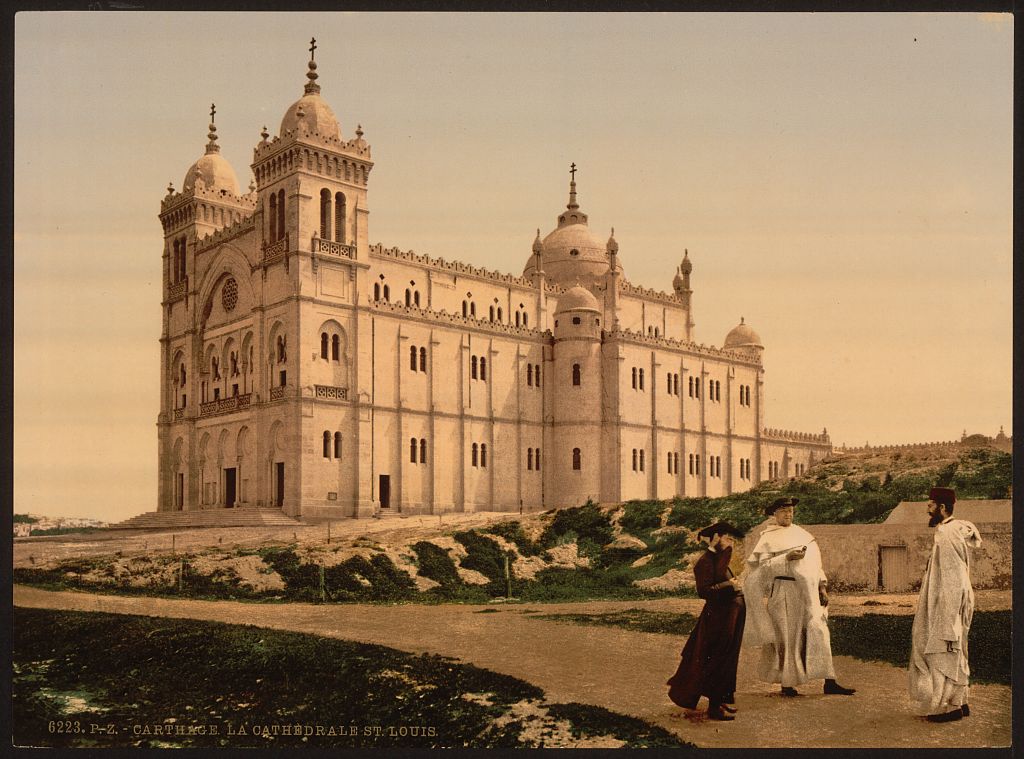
[109,508,302,530]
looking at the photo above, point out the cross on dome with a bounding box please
[309,37,317,59]
[205,102,220,154]
[567,162,579,210]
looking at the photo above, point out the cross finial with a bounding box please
[570,162,576,181]
[309,37,317,59]
[210,103,216,123]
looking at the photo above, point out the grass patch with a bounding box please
[12,608,693,749]
[538,609,699,636]
[828,610,1010,685]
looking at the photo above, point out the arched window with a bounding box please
[536,447,541,471]
[695,379,700,399]
[523,313,528,327]
[535,364,541,388]
[319,188,331,239]
[689,454,694,475]
[632,367,637,389]
[480,443,487,468]
[419,347,427,372]
[322,431,331,458]
[405,289,412,307]
[269,193,277,241]
[277,189,285,241]
[471,355,478,379]
[497,307,503,322]
[276,335,286,363]
[374,283,381,301]
[572,363,581,386]
[674,452,679,474]
[334,432,342,459]
[321,333,329,359]
[479,357,487,381]
[696,456,701,475]
[515,312,521,327]
[332,334,340,361]
[414,291,420,307]
[674,374,679,396]
[639,368,644,390]
[655,327,660,337]
[472,443,478,467]
[639,449,645,471]
[746,386,751,406]
[179,364,187,387]
[334,192,346,243]
[489,306,495,322]
[716,381,722,401]
[572,448,581,471]
[383,285,390,302]
[462,301,468,318]
[526,364,533,386]
[527,448,533,470]
[632,449,637,471]
[410,438,418,463]
[410,346,418,371]
[716,456,722,476]
[470,303,476,318]
[420,438,427,464]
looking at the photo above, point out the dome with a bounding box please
[182,109,240,196]
[555,285,600,314]
[183,152,240,196]
[279,92,342,141]
[724,317,763,349]
[523,171,623,286]
[279,54,341,141]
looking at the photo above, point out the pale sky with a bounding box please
[14,12,1013,521]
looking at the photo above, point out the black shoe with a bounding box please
[824,679,856,695]
[926,710,964,723]
[707,705,735,721]
[780,687,799,697]
[961,704,970,717]
[720,703,738,713]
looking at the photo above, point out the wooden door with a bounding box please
[879,545,911,592]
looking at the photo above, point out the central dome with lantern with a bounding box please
[524,166,624,287]
[182,105,240,196]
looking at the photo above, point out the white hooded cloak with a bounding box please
[908,518,982,715]
[742,523,836,686]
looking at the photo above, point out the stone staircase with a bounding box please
[109,508,302,530]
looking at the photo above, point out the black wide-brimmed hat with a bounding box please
[765,496,799,516]
[697,521,746,539]
[929,487,956,508]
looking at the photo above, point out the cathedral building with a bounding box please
[156,45,831,521]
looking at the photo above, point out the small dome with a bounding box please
[183,152,240,196]
[555,285,600,314]
[724,317,763,349]
[672,266,685,291]
[279,92,342,141]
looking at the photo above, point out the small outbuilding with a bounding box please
[742,500,1011,593]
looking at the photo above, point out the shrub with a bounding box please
[411,541,462,587]
[483,521,544,556]
[539,501,614,549]
[454,531,514,595]
[619,500,664,537]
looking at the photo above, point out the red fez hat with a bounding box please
[929,487,956,508]
[765,497,799,516]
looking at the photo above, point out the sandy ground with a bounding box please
[13,585,1010,749]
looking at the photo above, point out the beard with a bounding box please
[928,512,944,527]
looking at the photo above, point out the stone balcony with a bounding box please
[168,276,188,302]
[312,236,355,258]
[262,233,289,264]
[199,393,252,418]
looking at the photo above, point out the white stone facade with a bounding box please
[156,51,831,520]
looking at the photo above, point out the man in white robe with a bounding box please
[742,497,856,697]
[909,487,982,722]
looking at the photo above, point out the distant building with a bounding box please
[155,44,831,522]
[13,523,32,538]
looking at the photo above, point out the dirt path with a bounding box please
[14,586,1009,748]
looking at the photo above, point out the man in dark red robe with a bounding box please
[667,521,746,720]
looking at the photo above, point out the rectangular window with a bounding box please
[232,384,239,397]
[181,393,186,408]
[213,387,220,400]
[279,370,287,387]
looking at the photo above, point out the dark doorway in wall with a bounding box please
[224,468,237,508]
[275,462,285,508]
[379,474,391,509]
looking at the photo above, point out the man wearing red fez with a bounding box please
[909,487,982,722]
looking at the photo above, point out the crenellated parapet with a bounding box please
[368,298,551,340]
[834,439,973,455]
[618,278,685,306]
[607,327,763,365]
[369,243,537,289]
[763,427,832,445]
[160,183,257,234]
[195,215,257,254]
[253,134,371,190]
